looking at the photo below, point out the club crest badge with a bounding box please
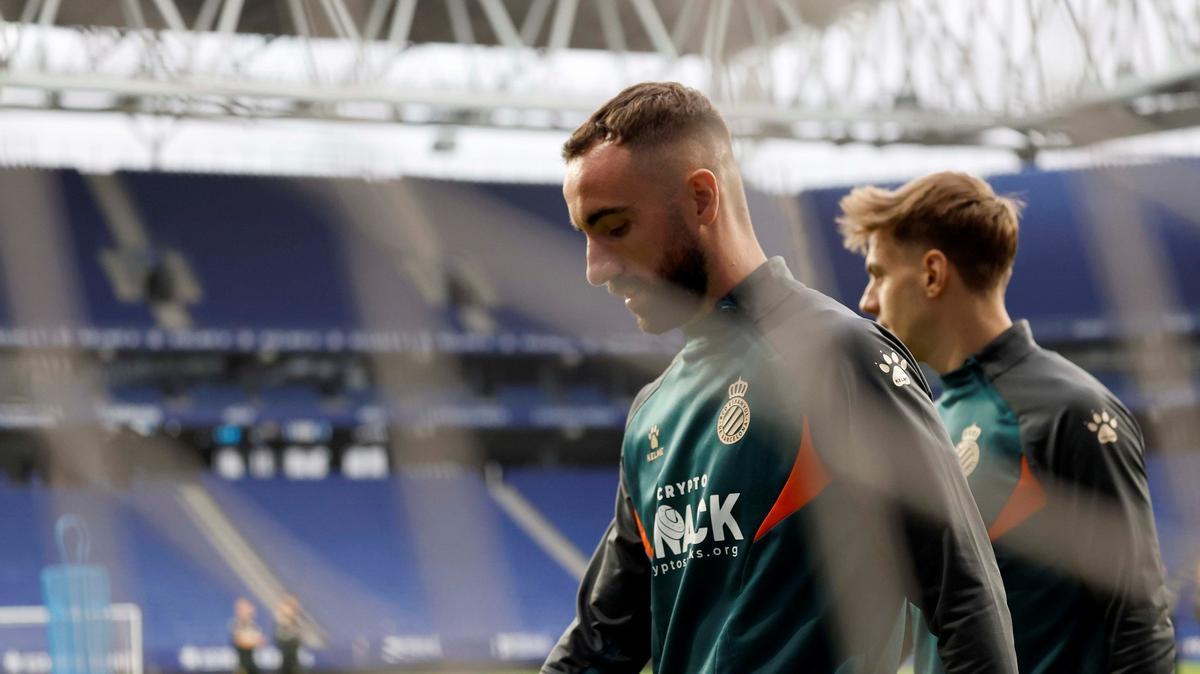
[955,423,982,477]
[716,378,751,445]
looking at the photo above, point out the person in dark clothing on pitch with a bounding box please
[231,597,264,674]
[840,171,1176,673]
[274,595,303,674]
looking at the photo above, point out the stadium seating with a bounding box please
[800,160,1200,342]
[0,481,247,663]
[1145,455,1200,642]
[204,470,580,664]
[106,379,631,430]
[502,467,618,555]
[0,162,1197,669]
[0,164,1197,348]
[0,458,1195,668]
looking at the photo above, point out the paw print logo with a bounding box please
[648,425,661,450]
[876,351,912,388]
[1086,410,1119,445]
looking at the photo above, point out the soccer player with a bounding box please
[230,597,264,674]
[274,595,303,674]
[542,83,1017,674]
[838,171,1177,673]
[1194,561,1200,623]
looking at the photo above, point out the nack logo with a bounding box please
[652,493,743,559]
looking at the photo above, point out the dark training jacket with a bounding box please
[911,321,1176,674]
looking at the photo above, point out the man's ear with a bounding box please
[687,168,720,227]
[922,249,949,298]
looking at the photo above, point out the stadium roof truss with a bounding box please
[0,0,1198,180]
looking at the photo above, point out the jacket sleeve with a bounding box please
[1036,399,1176,673]
[809,322,1018,674]
[541,466,652,674]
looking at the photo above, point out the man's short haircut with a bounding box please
[562,81,731,160]
[837,171,1024,292]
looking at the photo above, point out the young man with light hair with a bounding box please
[839,171,1176,673]
[542,83,1018,674]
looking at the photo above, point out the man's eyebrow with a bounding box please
[585,206,629,228]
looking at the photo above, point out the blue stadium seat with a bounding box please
[171,383,251,426]
[502,467,619,559]
[107,385,166,407]
[257,385,326,422]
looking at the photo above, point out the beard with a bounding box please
[611,215,709,335]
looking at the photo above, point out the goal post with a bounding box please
[0,604,143,674]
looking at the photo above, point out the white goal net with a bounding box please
[0,604,142,674]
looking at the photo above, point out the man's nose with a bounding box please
[859,285,879,317]
[585,238,622,288]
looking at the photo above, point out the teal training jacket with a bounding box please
[543,259,1017,674]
